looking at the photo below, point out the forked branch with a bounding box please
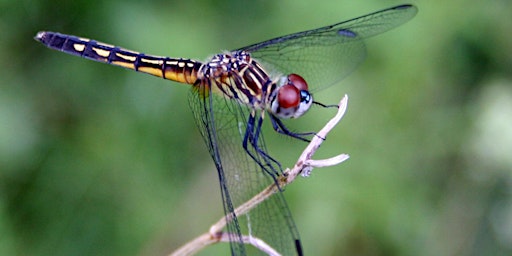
[170,95,350,256]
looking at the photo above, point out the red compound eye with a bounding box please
[288,74,308,91]
[277,84,300,108]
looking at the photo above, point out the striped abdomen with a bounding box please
[35,31,202,85]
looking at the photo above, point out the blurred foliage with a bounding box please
[2,0,512,255]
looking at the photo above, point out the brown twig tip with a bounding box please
[170,94,350,256]
[291,94,350,178]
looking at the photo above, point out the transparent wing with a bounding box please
[237,4,418,91]
[189,81,246,255]
[189,80,301,255]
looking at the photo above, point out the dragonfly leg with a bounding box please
[269,114,317,142]
[242,112,285,185]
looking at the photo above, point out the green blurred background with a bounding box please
[2,0,512,255]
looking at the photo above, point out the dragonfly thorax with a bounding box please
[200,51,278,110]
[201,52,313,118]
[269,73,313,119]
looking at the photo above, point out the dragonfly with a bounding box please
[35,4,417,255]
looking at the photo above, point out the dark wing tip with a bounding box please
[393,4,418,15]
[295,239,304,256]
[395,4,414,9]
[337,29,357,38]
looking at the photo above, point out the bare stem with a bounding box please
[169,95,350,256]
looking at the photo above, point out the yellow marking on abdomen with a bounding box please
[73,43,85,52]
[92,47,110,58]
[115,52,137,62]
[111,61,135,70]
[138,66,163,77]
[163,70,187,83]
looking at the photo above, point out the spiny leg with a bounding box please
[269,114,319,142]
[242,111,283,184]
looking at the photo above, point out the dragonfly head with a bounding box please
[270,74,313,119]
